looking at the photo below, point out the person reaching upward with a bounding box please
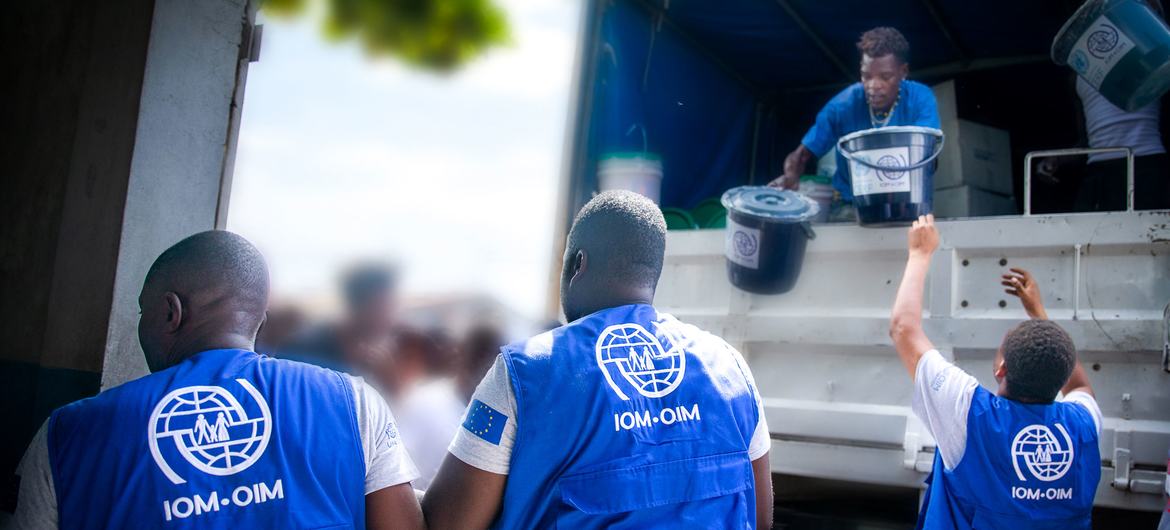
[890,215,1101,529]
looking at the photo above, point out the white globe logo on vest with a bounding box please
[1011,423,1075,482]
[148,379,272,485]
[595,323,686,400]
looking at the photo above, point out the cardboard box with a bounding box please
[931,81,1014,195]
[934,185,1017,218]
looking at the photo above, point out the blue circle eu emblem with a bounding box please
[595,323,686,400]
[148,378,272,484]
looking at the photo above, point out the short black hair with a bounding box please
[857,27,910,64]
[341,263,397,311]
[1002,320,1077,402]
[566,190,666,290]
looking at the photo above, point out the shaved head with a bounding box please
[560,191,666,321]
[138,231,269,371]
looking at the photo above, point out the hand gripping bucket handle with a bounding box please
[837,129,945,172]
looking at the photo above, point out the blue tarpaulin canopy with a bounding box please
[579,0,1083,210]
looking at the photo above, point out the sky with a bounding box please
[227,0,580,320]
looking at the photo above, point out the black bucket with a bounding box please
[721,186,818,295]
[837,126,945,227]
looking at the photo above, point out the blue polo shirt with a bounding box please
[802,80,940,201]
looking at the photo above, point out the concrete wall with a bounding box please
[0,0,256,512]
[101,0,256,388]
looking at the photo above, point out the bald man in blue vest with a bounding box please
[422,191,774,529]
[13,231,424,529]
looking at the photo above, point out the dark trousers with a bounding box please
[1076,153,1170,211]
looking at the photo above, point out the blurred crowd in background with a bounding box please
[254,263,541,488]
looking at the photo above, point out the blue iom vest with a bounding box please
[494,304,761,529]
[48,349,367,529]
[917,387,1100,529]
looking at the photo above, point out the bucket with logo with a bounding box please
[1053,0,1170,111]
[837,126,944,227]
[721,186,818,295]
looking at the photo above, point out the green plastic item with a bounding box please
[690,197,726,229]
[800,174,832,185]
[661,207,697,230]
[702,211,727,229]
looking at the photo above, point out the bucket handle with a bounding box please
[837,132,945,172]
[800,221,816,240]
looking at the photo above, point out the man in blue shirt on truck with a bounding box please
[889,215,1101,529]
[771,27,940,207]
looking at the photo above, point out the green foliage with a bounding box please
[263,0,510,71]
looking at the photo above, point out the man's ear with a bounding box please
[994,359,1007,380]
[900,62,909,78]
[569,250,588,286]
[163,292,183,333]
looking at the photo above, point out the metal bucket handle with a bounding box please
[837,131,945,172]
[800,221,816,240]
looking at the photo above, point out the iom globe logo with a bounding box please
[733,230,758,257]
[149,379,272,485]
[1087,24,1120,59]
[876,154,907,181]
[595,323,686,400]
[1011,423,1075,482]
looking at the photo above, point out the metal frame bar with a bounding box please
[1023,147,1134,215]
[774,0,854,82]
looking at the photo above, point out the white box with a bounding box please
[935,119,1013,195]
[934,185,1017,218]
[931,81,1014,195]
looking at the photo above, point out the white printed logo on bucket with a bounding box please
[1087,24,1120,58]
[850,146,912,197]
[725,217,761,270]
[1069,16,1134,88]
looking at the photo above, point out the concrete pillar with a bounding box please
[0,0,256,512]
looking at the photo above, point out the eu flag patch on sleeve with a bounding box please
[463,399,507,445]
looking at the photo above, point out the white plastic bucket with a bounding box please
[598,154,663,204]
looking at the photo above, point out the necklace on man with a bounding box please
[869,87,901,128]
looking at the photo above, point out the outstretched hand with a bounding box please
[907,214,939,258]
[1002,267,1047,320]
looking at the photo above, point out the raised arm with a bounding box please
[1003,267,1093,396]
[889,214,939,378]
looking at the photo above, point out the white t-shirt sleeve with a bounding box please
[447,355,517,475]
[13,420,57,530]
[348,376,421,493]
[1061,390,1103,435]
[724,343,770,460]
[911,349,979,471]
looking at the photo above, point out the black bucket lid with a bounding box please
[721,186,818,222]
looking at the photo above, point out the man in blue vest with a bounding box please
[890,215,1101,529]
[769,27,940,205]
[13,231,424,529]
[421,191,774,529]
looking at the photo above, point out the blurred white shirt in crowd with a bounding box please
[395,378,466,489]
